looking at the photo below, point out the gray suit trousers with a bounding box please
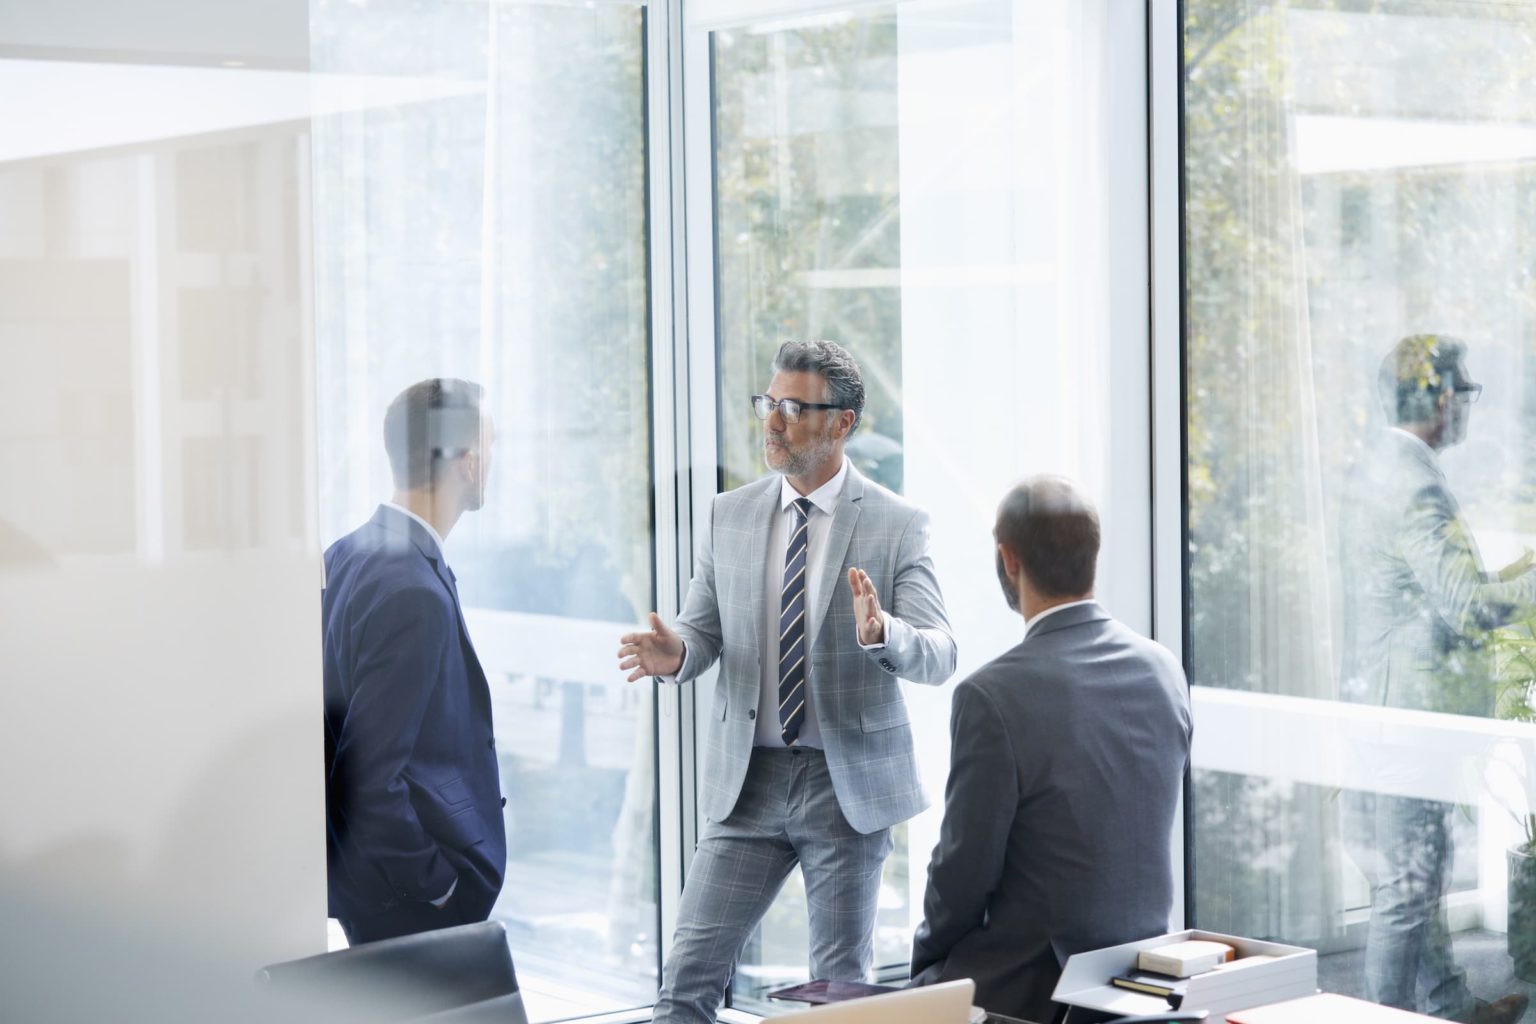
[653,747,894,1024]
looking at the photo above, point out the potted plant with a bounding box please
[1490,624,1536,981]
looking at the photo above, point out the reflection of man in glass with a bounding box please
[618,341,957,1024]
[323,378,506,944]
[1341,336,1535,1023]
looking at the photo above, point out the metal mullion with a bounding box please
[644,0,695,994]
[680,0,722,877]
[1148,0,1189,930]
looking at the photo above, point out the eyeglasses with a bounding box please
[751,395,845,423]
[1454,382,1483,404]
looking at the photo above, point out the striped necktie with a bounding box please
[778,498,813,745]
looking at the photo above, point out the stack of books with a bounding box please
[1109,943,1300,1011]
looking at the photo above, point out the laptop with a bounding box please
[770,980,978,1024]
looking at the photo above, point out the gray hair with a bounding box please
[1378,334,1466,426]
[772,340,866,433]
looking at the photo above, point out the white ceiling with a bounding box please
[0,0,308,66]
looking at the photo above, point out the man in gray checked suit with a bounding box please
[619,340,957,1024]
[909,476,1190,1024]
[1340,335,1534,1024]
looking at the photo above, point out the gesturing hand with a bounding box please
[618,613,686,682]
[1499,547,1536,583]
[848,567,885,646]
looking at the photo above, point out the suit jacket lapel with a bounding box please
[373,505,484,672]
[431,560,465,623]
[747,480,780,657]
[808,467,863,651]
[421,542,492,704]
[427,559,485,670]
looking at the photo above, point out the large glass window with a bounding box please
[1185,0,1536,1015]
[705,0,1150,1005]
[310,1,658,1017]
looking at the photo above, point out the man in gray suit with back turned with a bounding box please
[910,476,1190,1023]
[618,340,957,1024]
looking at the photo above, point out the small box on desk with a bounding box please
[1051,929,1316,1021]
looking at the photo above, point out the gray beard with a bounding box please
[768,433,838,478]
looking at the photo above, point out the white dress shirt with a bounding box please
[384,502,448,563]
[753,459,890,747]
[1389,426,1439,464]
[666,459,888,748]
[1023,598,1097,638]
[752,461,846,748]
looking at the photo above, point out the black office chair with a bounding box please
[411,991,530,1024]
[256,920,521,1022]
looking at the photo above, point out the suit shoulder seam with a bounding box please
[957,679,1021,770]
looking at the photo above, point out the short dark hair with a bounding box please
[772,340,866,433]
[995,476,1100,599]
[382,378,486,491]
[1379,334,1466,425]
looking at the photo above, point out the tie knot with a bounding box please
[792,498,814,520]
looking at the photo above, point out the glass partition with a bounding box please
[0,56,321,966]
[1184,0,1536,1015]
[309,1,659,1016]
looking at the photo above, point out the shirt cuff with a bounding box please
[430,876,458,908]
[857,611,892,650]
[657,641,690,684]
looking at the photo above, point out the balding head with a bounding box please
[994,476,1100,613]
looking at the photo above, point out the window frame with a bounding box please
[658,0,1174,1005]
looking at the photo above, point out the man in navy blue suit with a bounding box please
[323,378,507,945]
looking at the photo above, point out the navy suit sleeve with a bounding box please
[912,682,1018,975]
[332,584,460,903]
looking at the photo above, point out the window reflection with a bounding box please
[1186,1,1536,1017]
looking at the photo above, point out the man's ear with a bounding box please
[838,409,856,440]
[998,542,1022,579]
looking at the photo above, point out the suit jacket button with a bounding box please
[880,659,895,671]
[748,709,756,720]
[501,797,507,808]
